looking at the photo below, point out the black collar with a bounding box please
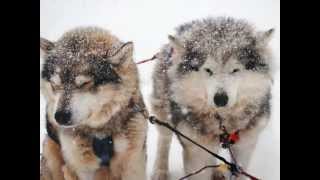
[92,136,113,166]
[46,118,114,167]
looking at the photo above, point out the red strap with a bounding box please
[229,131,240,143]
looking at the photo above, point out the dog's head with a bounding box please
[40,27,138,128]
[166,17,274,113]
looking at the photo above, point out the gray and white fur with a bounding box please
[151,17,274,180]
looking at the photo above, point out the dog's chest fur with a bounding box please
[59,131,129,173]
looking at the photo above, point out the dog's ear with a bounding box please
[109,42,134,65]
[256,28,275,46]
[168,35,185,54]
[40,37,55,58]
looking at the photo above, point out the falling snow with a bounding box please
[40,0,279,179]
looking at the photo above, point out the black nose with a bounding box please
[54,110,72,125]
[214,92,229,107]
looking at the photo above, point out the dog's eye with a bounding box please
[78,81,93,89]
[231,68,240,74]
[205,68,213,76]
[76,76,94,89]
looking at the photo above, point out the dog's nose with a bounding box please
[214,92,228,107]
[55,110,72,125]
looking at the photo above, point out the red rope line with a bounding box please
[136,55,157,65]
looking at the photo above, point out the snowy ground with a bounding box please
[40,0,280,179]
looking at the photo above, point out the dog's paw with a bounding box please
[211,170,226,180]
[151,170,169,180]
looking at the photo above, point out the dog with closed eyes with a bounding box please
[40,27,148,180]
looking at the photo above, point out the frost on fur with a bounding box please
[40,27,147,180]
[151,17,274,180]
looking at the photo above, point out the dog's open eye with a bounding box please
[231,68,240,74]
[205,68,213,76]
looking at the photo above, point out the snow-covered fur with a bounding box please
[151,17,274,180]
[40,27,148,180]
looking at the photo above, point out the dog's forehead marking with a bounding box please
[203,56,218,69]
[221,51,233,65]
[223,57,243,72]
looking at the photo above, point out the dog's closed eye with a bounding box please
[76,76,93,89]
[78,81,93,89]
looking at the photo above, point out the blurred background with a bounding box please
[40,0,280,179]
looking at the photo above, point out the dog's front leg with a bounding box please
[40,137,65,180]
[151,125,173,180]
[228,133,259,180]
[228,115,268,180]
[183,142,221,180]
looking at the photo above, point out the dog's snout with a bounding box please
[214,92,229,107]
[55,110,72,125]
